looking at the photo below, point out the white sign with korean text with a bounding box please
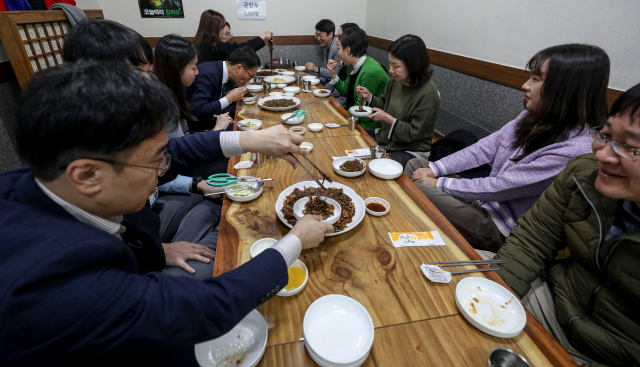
[237,0,266,20]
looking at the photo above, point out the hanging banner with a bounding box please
[138,0,184,18]
[237,0,266,20]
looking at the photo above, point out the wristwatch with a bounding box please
[191,177,204,194]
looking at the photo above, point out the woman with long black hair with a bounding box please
[153,34,232,137]
[405,44,610,251]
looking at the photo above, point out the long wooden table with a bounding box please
[214,77,576,366]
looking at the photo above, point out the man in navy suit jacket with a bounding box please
[0,62,333,366]
[187,47,259,132]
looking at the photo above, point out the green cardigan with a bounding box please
[371,79,439,152]
[333,56,389,129]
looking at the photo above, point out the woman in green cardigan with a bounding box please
[326,28,389,130]
[357,35,440,168]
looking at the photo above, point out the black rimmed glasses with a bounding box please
[87,152,172,177]
[241,64,255,79]
[314,32,327,40]
[590,126,639,161]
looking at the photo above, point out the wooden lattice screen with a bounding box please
[0,10,104,88]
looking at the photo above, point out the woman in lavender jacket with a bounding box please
[405,44,610,251]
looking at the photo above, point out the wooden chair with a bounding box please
[0,9,104,88]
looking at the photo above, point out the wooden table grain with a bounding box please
[212,79,577,367]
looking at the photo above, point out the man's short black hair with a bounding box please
[611,82,640,124]
[315,19,335,36]
[227,46,261,70]
[339,22,359,34]
[339,28,368,58]
[16,61,178,181]
[63,19,153,66]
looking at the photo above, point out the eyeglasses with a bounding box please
[314,32,326,39]
[223,32,233,39]
[241,64,255,79]
[87,152,172,177]
[590,126,639,161]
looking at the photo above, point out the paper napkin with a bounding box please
[388,231,446,247]
[234,161,254,169]
[420,264,452,283]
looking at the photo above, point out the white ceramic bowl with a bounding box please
[310,79,321,86]
[270,84,277,89]
[308,123,324,132]
[313,89,331,98]
[280,71,295,76]
[237,119,262,131]
[303,295,374,366]
[368,158,403,180]
[264,75,296,84]
[305,340,370,367]
[243,100,256,105]
[269,91,284,97]
[246,84,263,93]
[195,309,267,367]
[250,238,278,258]
[225,178,264,202]
[274,69,287,73]
[295,66,306,71]
[293,196,341,225]
[289,126,306,135]
[276,83,287,89]
[363,197,390,216]
[276,259,308,297]
[283,92,295,97]
[300,142,313,151]
[349,105,373,117]
[283,86,300,94]
[281,112,305,125]
[244,93,257,101]
[302,75,318,81]
[258,96,301,112]
[333,157,366,178]
[456,277,526,338]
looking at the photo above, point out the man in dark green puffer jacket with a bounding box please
[493,84,640,367]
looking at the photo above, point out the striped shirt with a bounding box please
[429,110,593,237]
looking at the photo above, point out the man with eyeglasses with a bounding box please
[0,61,333,365]
[306,19,345,104]
[490,83,640,366]
[187,46,258,132]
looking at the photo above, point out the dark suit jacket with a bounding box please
[197,38,265,64]
[0,131,288,366]
[186,61,237,132]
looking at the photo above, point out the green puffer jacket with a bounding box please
[494,154,639,367]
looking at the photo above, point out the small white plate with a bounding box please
[332,157,366,177]
[303,295,374,365]
[250,238,277,258]
[313,89,331,98]
[308,123,323,132]
[293,197,341,225]
[269,92,284,97]
[274,69,287,73]
[363,197,390,216]
[243,100,256,105]
[456,277,526,338]
[349,105,373,117]
[289,126,306,135]
[300,142,313,151]
[245,84,263,93]
[276,259,309,297]
[243,93,257,101]
[369,158,403,179]
[195,309,267,367]
[264,75,295,84]
[281,112,305,125]
[237,119,262,131]
[280,71,295,76]
[283,92,295,97]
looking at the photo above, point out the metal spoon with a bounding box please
[204,181,264,197]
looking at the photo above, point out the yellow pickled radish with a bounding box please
[285,267,306,291]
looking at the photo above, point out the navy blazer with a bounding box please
[186,61,237,132]
[0,131,288,366]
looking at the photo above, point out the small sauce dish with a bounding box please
[364,197,390,216]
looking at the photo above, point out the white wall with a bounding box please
[79,0,366,38]
[365,0,640,91]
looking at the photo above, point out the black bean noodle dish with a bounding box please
[263,98,297,108]
[255,70,279,76]
[339,160,365,172]
[303,196,335,220]
[282,187,355,231]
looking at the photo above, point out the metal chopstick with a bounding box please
[292,156,323,187]
[423,259,505,266]
[301,155,333,183]
[450,267,502,275]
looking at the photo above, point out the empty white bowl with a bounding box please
[293,196,341,225]
[310,79,321,86]
[270,84,277,89]
[368,158,403,180]
[295,66,306,71]
[303,295,374,366]
[302,75,318,81]
[363,197,390,216]
[276,259,308,297]
[276,83,287,89]
[300,142,313,151]
[308,123,323,132]
[283,86,301,94]
[250,238,278,258]
[243,100,256,105]
[289,126,306,135]
[269,92,284,97]
[333,157,366,177]
[280,71,295,76]
[281,112,305,124]
[245,84,263,93]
